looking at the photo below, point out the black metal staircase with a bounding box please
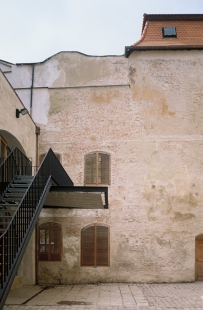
[0,176,33,235]
[0,148,73,308]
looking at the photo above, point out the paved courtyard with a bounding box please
[4,282,203,310]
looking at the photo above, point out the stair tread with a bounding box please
[0,211,16,213]
[15,176,32,178]
[7,193,25,196]
[2,198,22,202]
[17,175,33,178]
[3,197,21,199]
[0,204,19,206]
[15,182,32,184]
[0,207,17,209]
[8,188,27,191]
[11,183,29,187]
[6,193,24,196]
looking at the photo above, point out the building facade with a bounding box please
[0,69,38,288]
[1,14,203,285]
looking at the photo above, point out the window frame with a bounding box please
[0,136,8,162]
[38,222,62,262]
[84,152,111,186]
[81,223,110,267]
[162,26,177,38]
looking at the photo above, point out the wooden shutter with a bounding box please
[85,152,110,185]
[81,225,109,266]
[99,153,110,184]
[96,225,109,266]
[81,226,95,266]
[85,153,97,184]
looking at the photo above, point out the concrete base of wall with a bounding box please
[11,275,23,291]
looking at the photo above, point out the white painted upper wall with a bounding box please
[3,52,128,89]
[2,52,128,126]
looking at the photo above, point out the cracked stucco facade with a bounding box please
[2,49,203,283]
[0,70,37,286]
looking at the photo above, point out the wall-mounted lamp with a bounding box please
[16,108,28,118]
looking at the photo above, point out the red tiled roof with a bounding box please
[132,14,203,46]
[125,14,203,57]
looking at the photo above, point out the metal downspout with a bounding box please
[35,126,40,167]
[30,64,35,117]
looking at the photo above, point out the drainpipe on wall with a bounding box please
[30,64,35,117]
[35,125,40,285]
[35,126,40,167]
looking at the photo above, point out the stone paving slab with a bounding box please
[4,282,203,309]
[5,285,43,305]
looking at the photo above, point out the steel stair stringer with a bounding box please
[0,176,54,308]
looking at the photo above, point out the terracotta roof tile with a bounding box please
[132,14,203,48]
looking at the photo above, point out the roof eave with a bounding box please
[125,45,203,58]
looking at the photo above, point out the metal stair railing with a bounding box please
[0,148,32,198]
[0,148,73,308]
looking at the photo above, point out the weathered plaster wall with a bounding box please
[5,64,32,88]
[0,70,36,163]
[37,50,203,284]
[128,50,203,136]
[0,70,37,285]
[17,231,36,285]
[5,50,203,284]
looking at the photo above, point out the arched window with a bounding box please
[38,222,62,261]
[84,152,110,185]
[0,136,8,164]
[81,224,109,266]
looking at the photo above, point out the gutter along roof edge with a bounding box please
[125,45,203,57]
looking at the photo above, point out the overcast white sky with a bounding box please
[1,0,203,63]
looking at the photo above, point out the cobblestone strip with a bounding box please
[138,282,203,308]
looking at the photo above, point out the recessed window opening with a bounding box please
[0,136,8,164]
[38,222,62,261]
[84,152,110,185]
[81,224,110,267]
[162,26,177,38]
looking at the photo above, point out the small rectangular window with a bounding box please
[38,222,62,261]
[85,152,110,185]
[162,26,176,38]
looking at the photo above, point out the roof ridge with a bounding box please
[142,13,203,32]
